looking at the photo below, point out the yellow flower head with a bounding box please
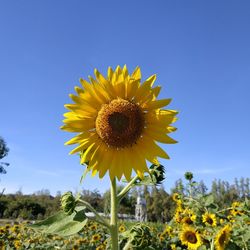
[14,240,21,249]
[179,226,202,250]
[90,224,98,231]
[170,244,177,250]
[182,216,194,225]
[202,213,217,227]
[164,225,174,237]
[231,201,240,208]
[119,224,126,233]
[92,234,101,242]
[0,227,6,234]
[96,245,105,250]
[72,245,79,250]
[62,66,177,180]
[214,225,231,250]
[172,192,181,202]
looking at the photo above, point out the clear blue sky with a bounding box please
[1,1,250,195]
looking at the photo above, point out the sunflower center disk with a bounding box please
[95,99,145,148]
[207,218,213,225]
[186,233,197,244]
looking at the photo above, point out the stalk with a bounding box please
[210,238,214,250]
[117,175,139,201]
[78,199,109,228]
[110,178,119,250]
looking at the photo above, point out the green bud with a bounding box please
[61,191,78,215]
[149,164,165,185]
[184,171,193,181]
[128,223,152,248]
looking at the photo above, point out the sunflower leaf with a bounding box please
[31,206,88,236]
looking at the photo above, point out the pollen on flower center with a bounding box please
[95,99,145,148]
[207,218,213,225]
[186,233,197,243]
[108,112,129,133]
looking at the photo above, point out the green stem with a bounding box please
[189,180,192,198]
[117,175,139,201]
[110,178,119,250]
[78,199,110,228]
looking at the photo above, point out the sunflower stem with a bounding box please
[78,199,110,228]
[110,178,119,250]
[210,238,214,250]
[117,175,139,202]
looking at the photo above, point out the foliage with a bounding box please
[1,177,250,223]
[1,194,249,250]
[0,136,9,176]
[103,186,136,216]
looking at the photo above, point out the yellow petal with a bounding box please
[69,139,91,155]
[145,128,178,144]
[80,142,96,164]
[65,133,90,145]
[146,99,172,110]
[131,66,141,80]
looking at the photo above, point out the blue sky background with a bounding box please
[0,1,250,195]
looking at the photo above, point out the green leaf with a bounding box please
[204,194,214,206]
[243,229,250,242]
[31,206,88,236]
[226,242,242,250]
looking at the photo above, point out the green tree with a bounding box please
[0,137,9,175]
[103,186,135,216]
[81,189,103,212]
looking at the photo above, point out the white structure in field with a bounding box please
[135,195,147,222]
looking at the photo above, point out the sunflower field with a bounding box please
[0,192,249,250]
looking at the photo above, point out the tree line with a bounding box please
[0,176,249,222]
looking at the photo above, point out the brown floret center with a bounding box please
[186,232,198,244]
[95,99,144,148]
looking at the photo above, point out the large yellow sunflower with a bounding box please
[214,225,231,250]
[61,66,177,180]
[179,226,202,250]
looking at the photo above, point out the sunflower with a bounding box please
[214,225,231,250]
[90,223,98,231]
[118,224,126,233]
[179,226,202,250]
[61,66,177,180]
[231,201,240,208]
[202,213,217,227]
[72,245,79,250]
[0,240,5,248]
[163,225,174,237]
[96,245,105,250]
[182,216,194,225]
[92,234,101,242]
[172,193,181,202]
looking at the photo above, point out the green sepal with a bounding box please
[30,206,88,236]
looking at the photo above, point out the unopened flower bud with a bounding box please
[184,171,193,181]
[129,224,152,248]
[61,191,77,215]
[149,164,165,185]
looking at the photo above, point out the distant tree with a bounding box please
[103,186,134,215]
[0,137,9,176]
[171,178,185,195]
[245,178,250,197]
[81,189,103,212]
[196,180,208,196]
